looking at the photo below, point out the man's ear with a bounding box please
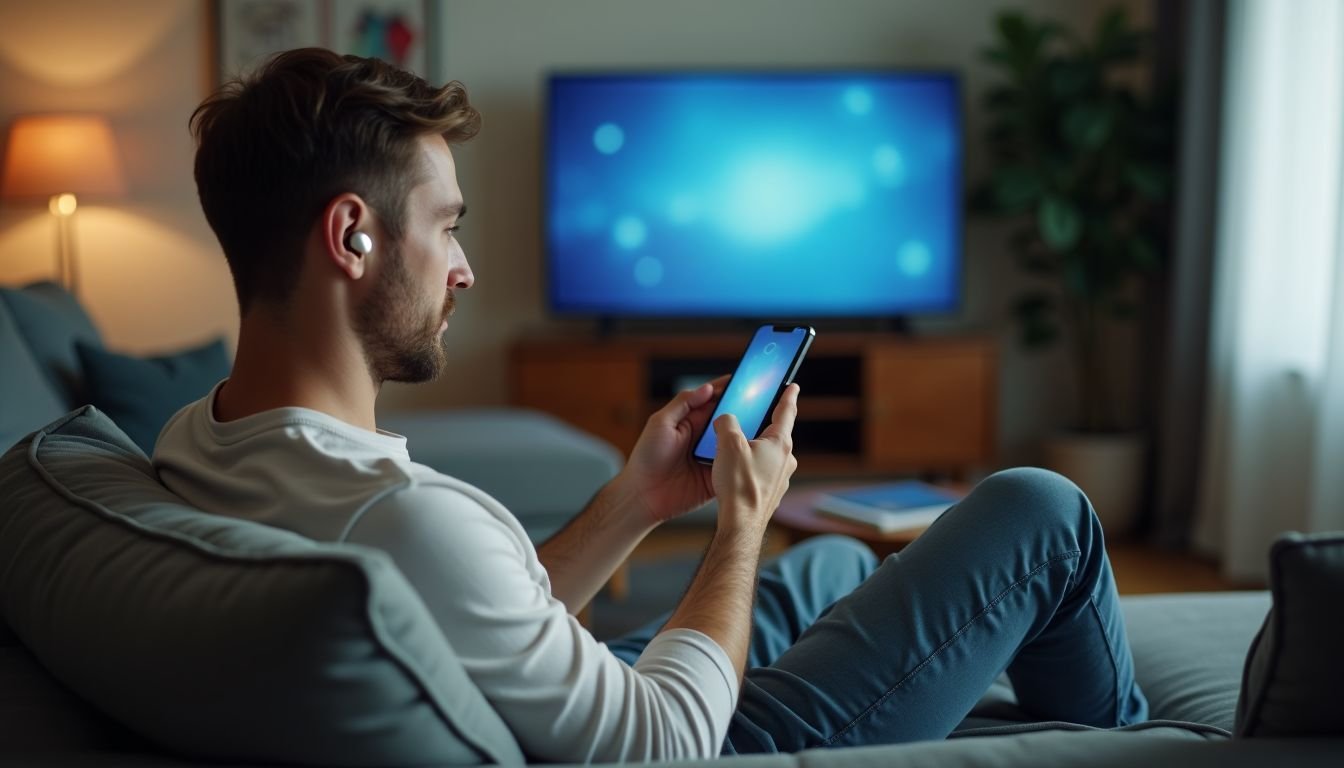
[321,193,373,280]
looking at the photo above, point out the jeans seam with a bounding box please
[821,548,1083,747]
[1087,592,1124,726]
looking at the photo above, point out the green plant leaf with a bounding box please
[1048,60,1093,100]
[1125,165,1168,201]
[1062,103,1113,149]
[997,11,1031,47]
[981,45,1014,68]
[1063,259,1092,298]
[1038,196,1082,252]
[1129,237,1161,271]
[1111,300,1138,320]
[993,166,1046,212]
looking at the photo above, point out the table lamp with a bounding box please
[1,114,126,293]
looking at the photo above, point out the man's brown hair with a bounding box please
[190,48,480,313]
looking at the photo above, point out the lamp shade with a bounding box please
[1,115,125,200]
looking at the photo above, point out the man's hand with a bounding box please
[619,374,730,526]
[710,383,799,537]
[659,383,800,685]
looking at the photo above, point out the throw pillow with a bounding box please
[0,281,103,407]
[75,337,230,454]
[0,299,69,452]
[1234,531,1344,737]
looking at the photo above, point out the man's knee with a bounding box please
[971,467,1096,539]
[779,535,878,583]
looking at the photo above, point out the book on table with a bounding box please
[813,480,964,533]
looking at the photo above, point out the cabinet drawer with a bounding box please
[864,348,993,467]
[512,356,645,452]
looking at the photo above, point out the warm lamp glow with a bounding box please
[2,114,126,294]
[50,193,78,217]
[1,114,126,200]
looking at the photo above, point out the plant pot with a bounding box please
[1043,432,1146,538]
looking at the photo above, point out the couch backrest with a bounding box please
[0,281,103,451]
[0,291,69,451]
[0,406,525,766]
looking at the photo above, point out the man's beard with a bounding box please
[354,244,453,384]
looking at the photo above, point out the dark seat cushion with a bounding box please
[1235,532,1344,737]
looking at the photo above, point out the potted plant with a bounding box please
[976,7,1171,535]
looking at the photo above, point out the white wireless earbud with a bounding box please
[347,231,374,255]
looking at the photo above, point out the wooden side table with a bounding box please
[770,482,965,559]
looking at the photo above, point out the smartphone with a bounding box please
[692,324,815,464]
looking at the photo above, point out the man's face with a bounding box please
[355,135,472,384]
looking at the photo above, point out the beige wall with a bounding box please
[429,0,1149,464]
[0,0,235,354]
[0,0,1148,465]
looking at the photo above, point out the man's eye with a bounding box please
[446,225,461,235]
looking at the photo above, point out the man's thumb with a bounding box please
[714,412,739,435]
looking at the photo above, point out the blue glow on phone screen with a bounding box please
[694,327,807,461]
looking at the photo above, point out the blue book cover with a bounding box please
[813,481,963,532]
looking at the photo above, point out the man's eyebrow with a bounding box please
[436,202,467,220]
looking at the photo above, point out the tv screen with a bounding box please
[545,71,962,318]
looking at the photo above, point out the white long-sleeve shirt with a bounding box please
[152,382,738,762]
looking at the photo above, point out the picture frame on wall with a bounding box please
[216,0,327,81]
[330,0,429,78]
[215,0,433,83]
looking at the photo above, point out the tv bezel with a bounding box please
[541,68,966,326]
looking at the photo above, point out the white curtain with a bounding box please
[1194,0,1344,582]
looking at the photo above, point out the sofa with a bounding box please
[2,282,1342,766]
[0,281,624,542]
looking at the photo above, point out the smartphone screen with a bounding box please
[693,324,815,464]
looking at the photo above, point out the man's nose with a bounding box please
[450,257,474,290]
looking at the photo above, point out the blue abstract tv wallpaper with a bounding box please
[546,72,962,317]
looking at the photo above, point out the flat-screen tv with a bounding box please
[545,71,962,319]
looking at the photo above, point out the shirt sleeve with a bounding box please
[344,482,739,763]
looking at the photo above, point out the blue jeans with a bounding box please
[607,468,1149,753]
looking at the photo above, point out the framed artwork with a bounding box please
[330,0,429,77]
[215,0,433,83]
[217,1,326,81]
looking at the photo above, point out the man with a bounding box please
[155,48,1147,763]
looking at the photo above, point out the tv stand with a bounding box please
[881,315,913,336]
[509,331,996,479]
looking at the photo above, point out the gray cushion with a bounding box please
[790,729,1344,768]
[0,298,68,452]
[1122,592,1271,732]
[0,281,102,408]
[958,592,1271,734]
[0,406,525,766]
[1235,531,1344,737]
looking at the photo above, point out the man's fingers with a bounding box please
[655,381,711,425]
[660,375,731,424]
